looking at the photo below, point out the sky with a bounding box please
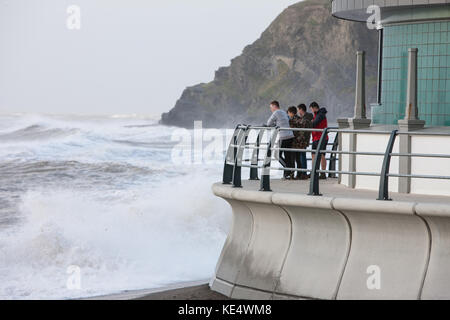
[0,0,301,116]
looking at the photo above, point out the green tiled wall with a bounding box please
[372,21,450,126]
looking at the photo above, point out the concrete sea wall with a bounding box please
[210,183,450,300]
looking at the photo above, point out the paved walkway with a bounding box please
[233,178,450,205]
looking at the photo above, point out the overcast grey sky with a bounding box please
[0,0,301,116]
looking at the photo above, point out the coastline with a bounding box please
[82,280,229,300]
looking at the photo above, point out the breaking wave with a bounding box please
[0,114,231,299]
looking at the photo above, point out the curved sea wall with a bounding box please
[210,183,450,300]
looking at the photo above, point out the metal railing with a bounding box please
[223,125,450,201]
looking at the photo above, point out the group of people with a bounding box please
[266,100,328,180]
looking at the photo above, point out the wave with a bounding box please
[0,125,79,142]
[112,139,178,148]
[0,168,230,300]
[0,114,178,164]
[0,114,232,299]
[0,114,160,140]
[0,160,159,181]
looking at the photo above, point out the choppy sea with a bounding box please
[0,113,232,300]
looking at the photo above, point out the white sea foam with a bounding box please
[0,114,232,300]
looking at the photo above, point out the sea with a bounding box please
[0,113,233,300]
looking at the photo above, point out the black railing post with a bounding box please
[223,125,241,184]
[328,133,339,179]
[260,127,278,192]
[378,130,398,201]
[250,129,263,181]
[309,128,330,196]
[232,126,250,188]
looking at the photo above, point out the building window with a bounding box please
[373,21,450,126]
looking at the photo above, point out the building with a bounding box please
[332,1,450,196]
[333,1,450,126]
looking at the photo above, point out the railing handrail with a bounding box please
[239,124,450,137]
[222,125,450,201]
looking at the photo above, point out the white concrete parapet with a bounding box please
[210,182,450,300]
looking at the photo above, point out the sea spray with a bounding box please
[0,114,231,299]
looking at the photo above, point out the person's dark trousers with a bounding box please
[280,138,294,178]
[299,152,307,170]
[293,151,307,178]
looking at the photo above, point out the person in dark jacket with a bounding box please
[288,105,312,180]
[310,102,328,180]
[298,103,314,122]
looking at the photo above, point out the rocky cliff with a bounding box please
[161,0,379,128]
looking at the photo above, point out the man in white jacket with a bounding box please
[267,101,295,179]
